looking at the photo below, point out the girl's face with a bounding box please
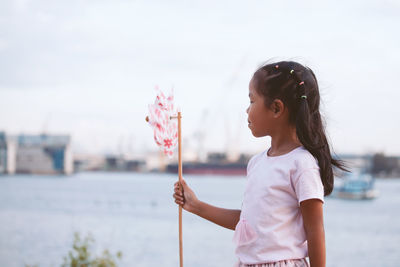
[246,78,276,137]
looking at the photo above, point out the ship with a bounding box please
[332,171,379,200]
[166,152,249,176]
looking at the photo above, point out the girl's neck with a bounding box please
[268,127,302,157]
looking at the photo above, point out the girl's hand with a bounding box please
[173,178,199,214]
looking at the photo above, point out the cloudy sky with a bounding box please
[0,0,399,157]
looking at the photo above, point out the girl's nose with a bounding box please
[246,106,249,114]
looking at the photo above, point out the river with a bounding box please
[0,172,399,267]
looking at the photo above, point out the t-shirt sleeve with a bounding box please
[246,154,258,176]
[292,168,324,205]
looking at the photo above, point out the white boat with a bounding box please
[333,172,379,200]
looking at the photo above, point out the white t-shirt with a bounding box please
[233,145,324,264]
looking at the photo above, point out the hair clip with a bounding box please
[290,70,294,74]
[299,81,304,85]
[275,65,279,69]
[301,95,307,99]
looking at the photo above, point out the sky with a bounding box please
[0,0,399,157]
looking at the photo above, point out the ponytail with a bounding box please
[296,92,349,196]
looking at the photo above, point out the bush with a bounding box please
[26,232,123,267]
[61,232,123,267]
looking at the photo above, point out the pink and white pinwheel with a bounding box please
[147,88,178,158]
[146,87,185,267]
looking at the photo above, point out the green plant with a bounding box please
[61,232,123,267]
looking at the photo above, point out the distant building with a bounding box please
[104,155,146,172]
[336,153,372,173]
[73,154,105,172]
[4,133,74,175]
[370,153,400,177]
[0,131,17,174]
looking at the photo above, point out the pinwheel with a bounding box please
[146,88,184,267]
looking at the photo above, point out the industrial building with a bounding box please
[0,132,73,175]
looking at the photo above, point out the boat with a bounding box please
[332,171,379,200]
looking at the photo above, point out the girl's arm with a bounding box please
[193,200,241,230]
[300,199,326,267]
[173,179,241,230]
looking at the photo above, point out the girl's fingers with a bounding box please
[174,186,183,195]
[173,182,184,205]
[173,193,184,201]
[174,188,182,196]
[174,182,182,188]
[175,199,184,205]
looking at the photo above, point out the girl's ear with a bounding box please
[272,99,285,117]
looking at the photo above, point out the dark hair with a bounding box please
[252,60,350,196]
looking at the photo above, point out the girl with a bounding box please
[173,61,349,267]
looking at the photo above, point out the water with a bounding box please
[0,172,399,267]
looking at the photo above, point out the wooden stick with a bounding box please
[178,111,183,267]
[149,113,183,266]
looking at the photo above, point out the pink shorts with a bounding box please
[234,258,309,267]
